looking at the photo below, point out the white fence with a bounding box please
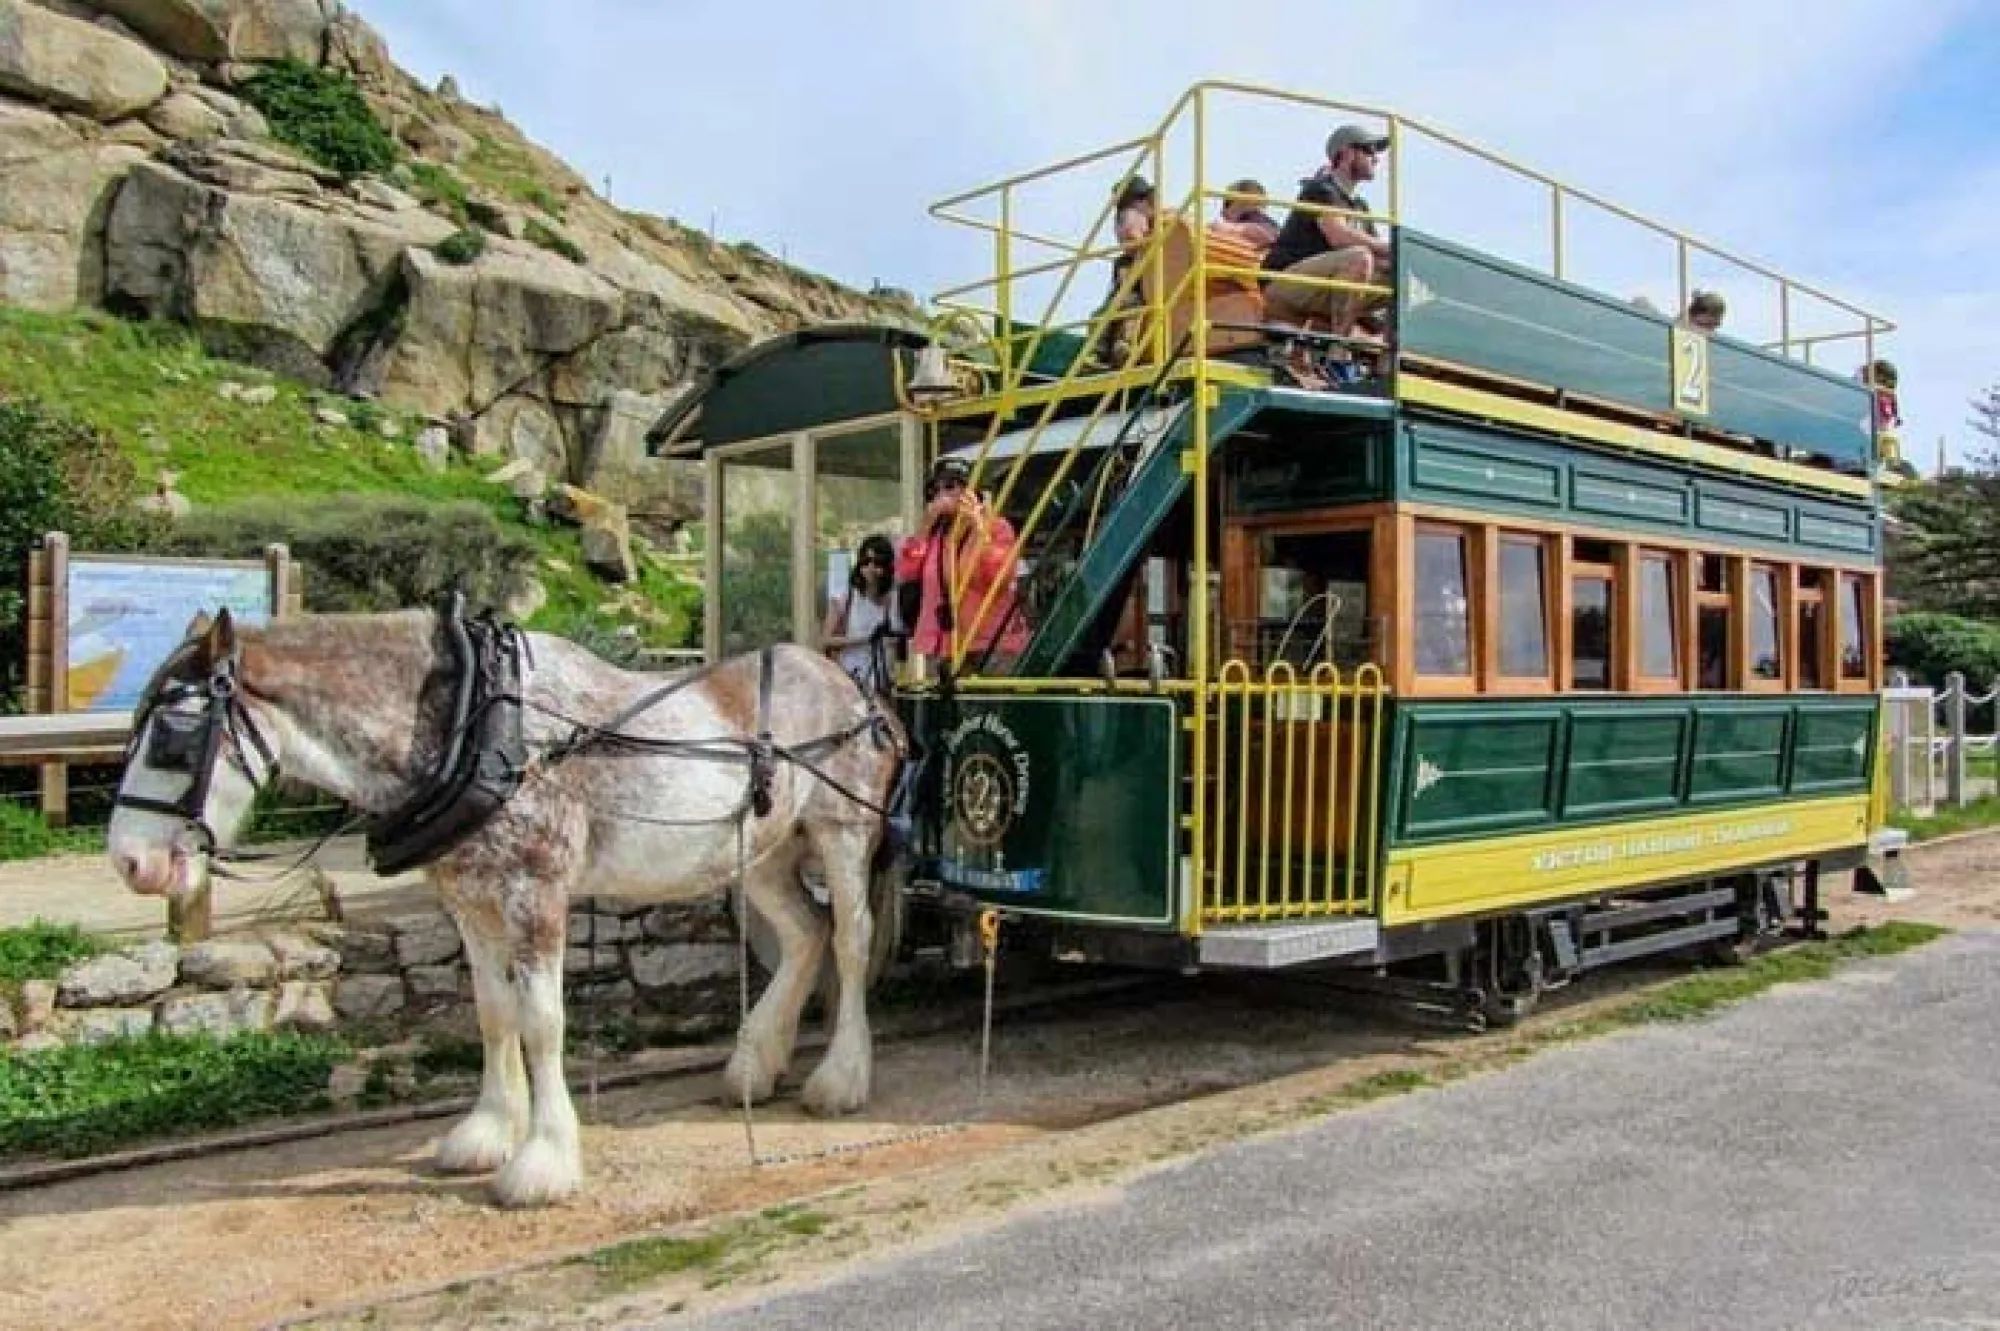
[1884,672,2000,812]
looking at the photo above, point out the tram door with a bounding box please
[1213,522,1381,915]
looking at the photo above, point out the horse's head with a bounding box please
[107,609,282,899]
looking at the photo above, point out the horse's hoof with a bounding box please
[436,1110,518,1175]
[721,1046,780,1107]
[801,1060,870,1117]
[491,1139,581,1208]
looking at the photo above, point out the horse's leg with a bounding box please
[492,895,581,1208]
[721,842,824,1106]
[801,823,875,1116]
[435,921,529,1174]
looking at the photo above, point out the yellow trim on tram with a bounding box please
[1397,374,1876,501]
[1379,794,1870,925]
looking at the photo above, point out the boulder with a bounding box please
[179,937,277,987]
[82,0,329,63]
[629,942,735,991]
[16,978,56,1032]
[0,93,80,164]
[0,0,167,119]
[360,244,623,418]
[56,940,179,1006]
[142,88,225,140]
[157,987,273,1037]
[265,931,339,980]
[396,111,471,165]
[580,508,635,583]
[0,139,143,308]
[414,423,450,472]
[0,997,14,1040]
[104,157,450,384]
[388,911,460,967]
[333,973,405,1020]
[577,388,671,495]
[469,392,566,472]
[272,979,335,1031]
[322,6,393,85]
[51,1006,153,1044]
[184,82,265,138]
[404,963,460,1003]
[548,481,615,526]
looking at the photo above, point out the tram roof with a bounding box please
[647,323,927,455]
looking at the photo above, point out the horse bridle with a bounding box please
[114,642,281,854]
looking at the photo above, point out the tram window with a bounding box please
[1638,551,1679,682]
[1697,607,1730,689]
[1749,564,1783,681]
[1570,573,1613,690]
[1255,529,1372,667]
[1415,527,1472,677]
[1798,569,1828,690]
[1839,574,1869,680]
[1497,535,1549,678]
[1697,553,1728,595]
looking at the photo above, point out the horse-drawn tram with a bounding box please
[652,82,1904,1023]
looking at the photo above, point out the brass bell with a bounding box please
[907,344,959,405]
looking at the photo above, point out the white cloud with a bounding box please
[356,0,1997,461]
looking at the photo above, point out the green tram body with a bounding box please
[655,95,1901,1002]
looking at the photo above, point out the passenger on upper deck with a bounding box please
[1097,175,1156,362]
[897,457,1030,672]
[1260,125,1394,380]
[1213,178,1281,250]
[1683,290,1727,333]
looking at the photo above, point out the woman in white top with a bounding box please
[823,533,900,693]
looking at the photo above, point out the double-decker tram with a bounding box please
[652,83,1906,1022]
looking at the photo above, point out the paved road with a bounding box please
[682,933,2000,1331]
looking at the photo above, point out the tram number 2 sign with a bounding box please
[1671,327,1711,417]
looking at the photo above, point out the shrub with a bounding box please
[407,161,471,224]
[237,60,398,179]
[0,805,106,863]
[0,1031,345,1158]
[525,218,586,264]
[0,396,159,711]
[1885,612,2000,688]
[157,493,538,615]
[432,226,486,266]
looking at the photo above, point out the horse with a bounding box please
[106,607,904,1207]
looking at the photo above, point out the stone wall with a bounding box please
[3,897,743,1051]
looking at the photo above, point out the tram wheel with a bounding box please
[1479,986,1540,1029]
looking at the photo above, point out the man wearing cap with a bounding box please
[1261,124,1394,360]
[896,457,1029,671]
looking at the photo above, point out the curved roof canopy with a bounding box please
[646,323,926,456]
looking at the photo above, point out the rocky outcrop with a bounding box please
[0,0,919,503]
[0,0,167,118]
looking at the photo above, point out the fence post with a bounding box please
[1945,671,1968,809]
[37,531,71,826]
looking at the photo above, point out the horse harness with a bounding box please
[120,603,903,877]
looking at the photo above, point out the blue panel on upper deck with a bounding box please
[1396,231,1875,471]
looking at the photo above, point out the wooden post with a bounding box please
[265,543,292,619]
[1945,671,1968,810]
[38,532,70,826]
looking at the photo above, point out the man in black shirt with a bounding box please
[1262,124,1394,348]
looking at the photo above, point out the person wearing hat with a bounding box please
[1096,175,1157,364]
[895,457,1029,670]
[1260,124,1395,382]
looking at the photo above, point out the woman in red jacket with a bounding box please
[897,457,1029,671]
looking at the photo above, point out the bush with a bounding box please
[432,226,486,266]
[0,804,106,863]
[407,161,471,224]
[0,1031,345,1158]
[1885,612,2000,688]
[525,218,585,264]
[237,60,398,179]
[157,493,538,615]
[0,396,159,711]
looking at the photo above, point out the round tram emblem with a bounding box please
[952,751,1015,846]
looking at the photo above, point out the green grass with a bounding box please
[0,920,103,988]
[524,218,585,264]
[0,305,698,655]
[587,1205,834,1291]
[0,803,106,863]
[1892,795,2000,842]
[407,162,472,225]
[0,1030,347,1159]
[463,131,566,218]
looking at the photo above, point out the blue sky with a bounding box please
[360,0,1998,468]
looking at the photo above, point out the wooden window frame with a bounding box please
[1794,567,1833,692]
[1224,507,1384,674]
[1836,570,1877,692]
[1742,560,1788,693]
[1690,552,1734,691]
[1631,546,1684,692]
[1565,545,1618,694]
[1408,520,1481,696]
[1486,529,1556,695]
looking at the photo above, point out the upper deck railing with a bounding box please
[927,81,1895,402]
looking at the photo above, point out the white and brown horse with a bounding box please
[107,609,902,1207]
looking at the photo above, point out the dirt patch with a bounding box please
[2,838,1992,1331]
